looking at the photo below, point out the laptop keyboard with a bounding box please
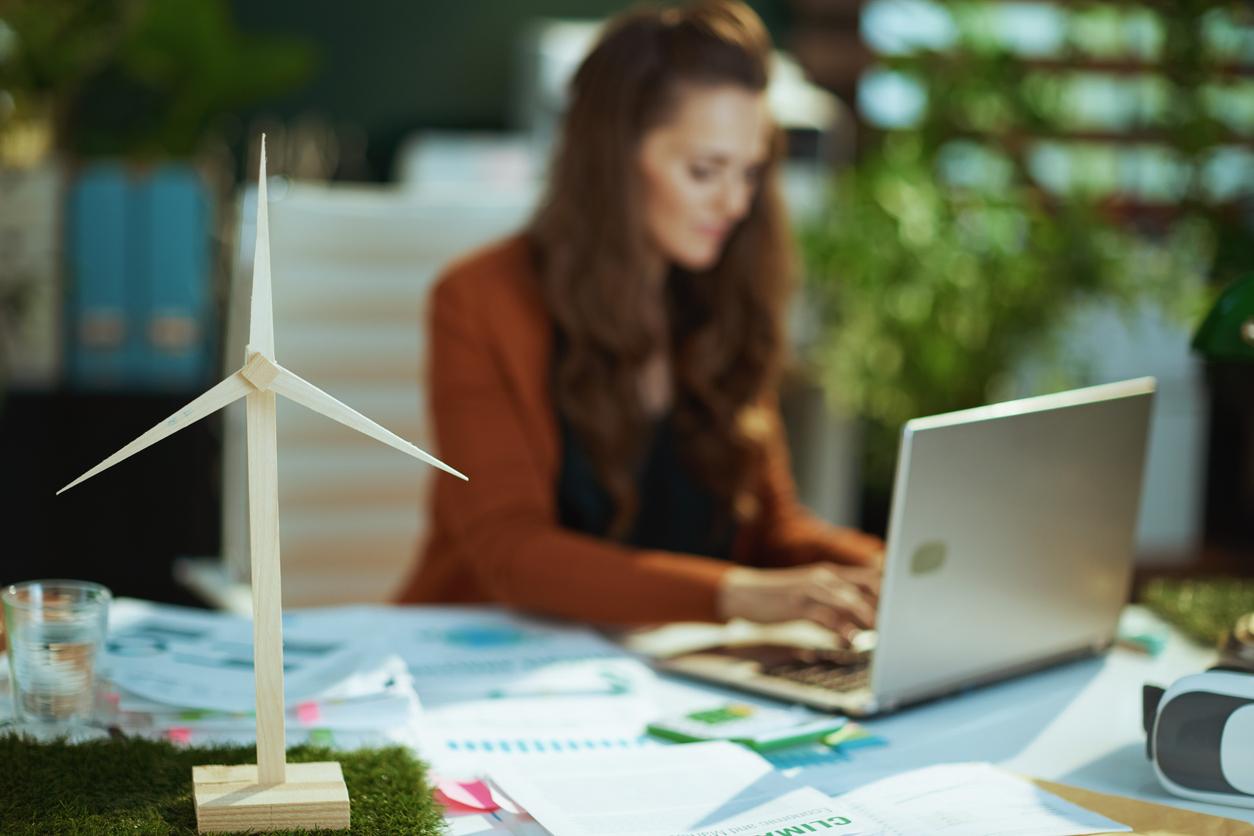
[698,644,871,694]
[761,657,870,693]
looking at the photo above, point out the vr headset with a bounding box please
[1144,667,1254,808]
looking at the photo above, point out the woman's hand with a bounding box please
[828,528,887,568]
[718,562,880,637]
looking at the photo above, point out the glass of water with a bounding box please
[1,579,112,743]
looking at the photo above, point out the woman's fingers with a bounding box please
[799,601,847,633]
[838,624,868,648]
[828,587,877,630]
[799,591,873,633]
[804,573,876,630]
[832,566,881,599]
[809,567,878,617]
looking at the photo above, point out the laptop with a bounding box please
[639,377,1156,716]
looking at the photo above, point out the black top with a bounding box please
[555,411,736,560]
[550,272,735,560]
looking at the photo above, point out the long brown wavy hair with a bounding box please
[529,0,794,539]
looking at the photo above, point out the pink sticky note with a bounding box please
[167,727,191,745]
[296,701,321,725]
[432,776,499,813]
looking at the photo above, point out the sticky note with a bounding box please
[296,700,321,724]
[433,776,500,813]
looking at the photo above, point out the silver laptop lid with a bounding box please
[869,377,1156,712]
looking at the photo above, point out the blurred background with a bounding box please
[0,0,1250,618]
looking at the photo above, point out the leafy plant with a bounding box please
[0,0,316,159]
[0,1,133,108]
[803,135,1211,485]
[800,2,1247,489]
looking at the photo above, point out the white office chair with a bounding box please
[206,179,534,608]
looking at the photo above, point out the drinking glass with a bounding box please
[1,579,112,742]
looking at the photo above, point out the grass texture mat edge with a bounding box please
[0,736,446,835]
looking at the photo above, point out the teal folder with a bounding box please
[66,165,139,388]
[133,166,213,389]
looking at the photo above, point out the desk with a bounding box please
[638,606,1253,826]
[2,602,1248,832]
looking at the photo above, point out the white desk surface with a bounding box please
[641,606,1253,826]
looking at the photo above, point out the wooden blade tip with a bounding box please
[56,471,92,495]
[414,449,467,481]
[431,459,468,481]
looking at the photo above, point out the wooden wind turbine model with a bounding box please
[59,136,466,834]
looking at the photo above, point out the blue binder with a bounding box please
[66,165,141,388]
[133,166,213,389]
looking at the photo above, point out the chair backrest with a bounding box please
[223,181,535,606]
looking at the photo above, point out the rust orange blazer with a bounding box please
[396,235,880,623]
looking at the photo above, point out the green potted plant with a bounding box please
[801,134,1211,493]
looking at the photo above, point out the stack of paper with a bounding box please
[101,600,423,749]
[281,606,662,773]
[477,746,1134,836]
[98,600,659,756]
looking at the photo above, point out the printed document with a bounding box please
[103,599,367,712]
[489,741,863,836]
[282,605,655,704]
[834,762,1132,836]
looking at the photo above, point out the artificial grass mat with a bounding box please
[1140,575,1254,646]
[0,736,446,835]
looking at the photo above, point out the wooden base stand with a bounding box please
[192,762,350,833]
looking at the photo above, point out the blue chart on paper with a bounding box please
[440,737,853,769]
[432,626,538,648]
[444,735,658,754]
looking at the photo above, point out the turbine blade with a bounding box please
[57,372,254,495]
[269,363,467,481]
[249,134,275,357]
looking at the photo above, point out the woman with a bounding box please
[398,0,882,635]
